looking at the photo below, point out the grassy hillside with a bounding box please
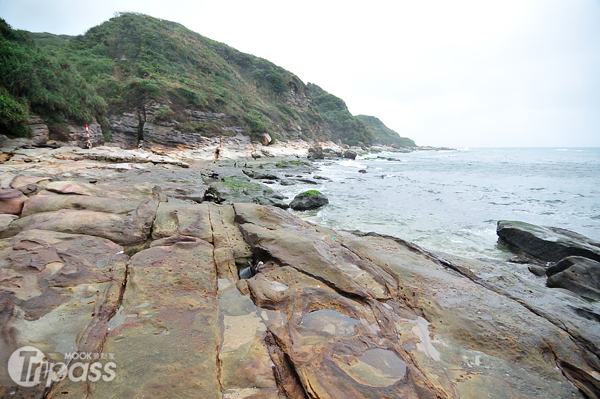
[1,13,417,147]
[0,19,106,137]
[29,12,328,142]
[356,115,416,147]
[307,83,376,146]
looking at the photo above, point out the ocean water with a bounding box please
[277,148,600,260]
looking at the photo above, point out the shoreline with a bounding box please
[0,142,599,398]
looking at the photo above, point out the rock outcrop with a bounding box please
[497,220,600,262]
[289,191,329,211]
[546,256,600,301]
[0,158,599,398]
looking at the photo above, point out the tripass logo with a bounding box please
[8,346,116,388]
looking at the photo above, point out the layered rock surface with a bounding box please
[0,162,599,398]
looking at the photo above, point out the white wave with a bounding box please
[339,160,367,168]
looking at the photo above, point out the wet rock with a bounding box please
[528,265,547,276]
[295,178,318,185]
[243,170,279,180]
[358,169,367,173]
[344,150,357,159]
[497,220,600,262]
[0,188,27,215]
[546,256,600,300]
[253,196,289,209]
[279,179,295,186]
[289,191,329,211]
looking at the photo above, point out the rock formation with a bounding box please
[0,153,598,398]
[289,191,329,211]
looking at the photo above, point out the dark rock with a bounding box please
[254,196,289,209]
[295,178,318,185]
[528,265,547,276]
[254,173,279,180]
[546,256,600,301]
[307,146,324,160]
[358,169,367,174]
[289,191,329,211]
[344,150,357,160]
[497,220,600,263]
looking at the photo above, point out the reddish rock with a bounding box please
[0,188,27,214]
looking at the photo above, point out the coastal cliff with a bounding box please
[0,14,415,150]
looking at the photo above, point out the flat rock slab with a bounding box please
[152,202,213,243]
[22,194,144,217]
[1,198,159,246]
[0,230,127,397]
[54,236,221,398]
[497,220,600,262]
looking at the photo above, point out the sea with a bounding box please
[275,147,600,260]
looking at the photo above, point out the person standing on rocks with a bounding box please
[214,137,223,163]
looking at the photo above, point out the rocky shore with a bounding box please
[0,144,599,398]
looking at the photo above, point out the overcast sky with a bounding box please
[1,0,599,147]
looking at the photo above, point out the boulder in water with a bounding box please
[344,150,357,160]
[497,220,600,263]
[289,190,328,211]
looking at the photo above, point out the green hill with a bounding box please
[0,20,106,137]
[0,13,416,148]
[307,83,377,146]
[356,115,416,147]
